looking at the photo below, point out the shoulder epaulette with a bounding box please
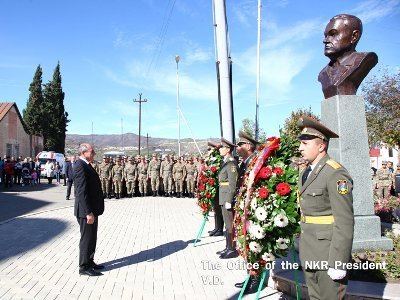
[326,159,341,170]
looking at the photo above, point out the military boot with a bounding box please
[220,233,238,259]
[116,193,120,199]
[243,276,263,295]
[108,193,112,199]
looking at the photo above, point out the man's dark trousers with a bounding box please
[67,180,73,199]
[77,217,98,270]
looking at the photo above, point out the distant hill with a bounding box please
[65,133,219,157]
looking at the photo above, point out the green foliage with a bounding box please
[239,118,267,143]
[281,107,319,142]
[363,69,400,148]
[23,65,44,135]
[42,62,70,153]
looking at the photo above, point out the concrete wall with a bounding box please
[0,106,43,158]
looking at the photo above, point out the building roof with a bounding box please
[0,102,30,134]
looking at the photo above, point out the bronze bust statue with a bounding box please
[318,14,378,99]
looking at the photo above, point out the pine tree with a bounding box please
[23,65,44,135]
[42,62,69,153]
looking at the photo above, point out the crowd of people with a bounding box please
[64,153,206,200]
[0,156,41,188]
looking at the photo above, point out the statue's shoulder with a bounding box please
[344,52,378,69]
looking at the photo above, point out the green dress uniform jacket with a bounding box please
[298,154,354,271]
[218,157,238,206]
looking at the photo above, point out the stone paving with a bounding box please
[0,186,288,300]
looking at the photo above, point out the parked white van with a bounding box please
[36,151,65,177]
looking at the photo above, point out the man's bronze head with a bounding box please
[323,14,363,60]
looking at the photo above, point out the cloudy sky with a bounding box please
[1,0,399,139]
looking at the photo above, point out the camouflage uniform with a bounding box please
[173,158,186,198]
[124,159,137,197]
[112,162,124,199]
[137,159,148,196]
[376,164,393,198]
[185,160,198,198]
[161,158,174,196]
[148,156,161,196]
[99,159,112,198]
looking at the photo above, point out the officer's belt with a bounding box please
[220,182,229,186]
[301,215,334,224]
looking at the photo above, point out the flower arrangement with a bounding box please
[196,147,223,215]
[234,134,301,275]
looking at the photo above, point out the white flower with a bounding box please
[249,224,265,239]
[249,241,262,253]
[255,207,267,221]
[251,198,258,210]
[239,201,245,210]
[274,213,289,228]
[261,252,275,262]
[276,238,289,250]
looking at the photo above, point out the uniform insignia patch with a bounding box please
[337,180,348,195]
[231,166,236,173]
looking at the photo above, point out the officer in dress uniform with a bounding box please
[207,142,224,237]
[217,138,239,259]
[233,132,261,294]
[297,116,354,300]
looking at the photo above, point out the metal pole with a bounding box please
[134,93,148,156]
[213,0,234,142]
[255,0,262,140]
[175,55,181,156]
[121,117,124,151]
[91,121,94,145]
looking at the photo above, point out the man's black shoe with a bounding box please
[216,248,228,255]
[213,230,223,236]
[220,249,238,259]
[208,228,218,236]
[79,268,103,276]
[66,197,70,200]
[91,262,105,270]
[235,280,246,288]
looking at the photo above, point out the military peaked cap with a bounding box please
[236,131,259,147]
[297,116,339,141]
[220,137,236,150]
[207,141,221,149]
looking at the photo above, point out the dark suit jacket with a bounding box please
[65,161,74,181]
[73,158,104,218]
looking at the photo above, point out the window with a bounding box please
[14,144,19,158]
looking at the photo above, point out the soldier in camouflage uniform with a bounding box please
[185,157,198,198]
[112,157,124,199]
[99,156,112,199]
[161,154,174,197]
[375,162,393,198]
[137,156,148,196]
[124,157,137,198]
[173,157,186,198]
[148,153,161,196]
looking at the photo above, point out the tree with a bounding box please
[23,65,44,135]
[363,69,400,161]
[42,62,69,153]
[281,107,320,158]
[281,107,320,141]
[239,118,267,142]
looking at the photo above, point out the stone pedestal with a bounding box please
[321,95,393,251]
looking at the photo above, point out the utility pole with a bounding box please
[133,93,148,155]
[121,118,124,152]
[91,121,94,145]
[175,55,181,156]
[255,0,262,141]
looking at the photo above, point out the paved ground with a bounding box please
[0,185,289,300]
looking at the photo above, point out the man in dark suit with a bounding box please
[65,156,75,200]
[74,143,105,276]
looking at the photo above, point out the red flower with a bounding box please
[198,184,205,191]
[257,167,272,179]
[258,187,269,199]
[273,167,284,176]
[208,178,215,186]
[206,193,212,199]
[210,166,217,173]
[276,182,291,196]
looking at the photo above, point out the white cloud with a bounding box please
[350,0,400,24]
